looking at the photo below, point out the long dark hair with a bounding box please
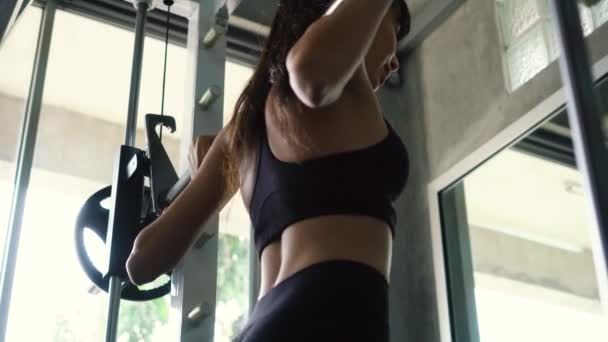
[224,0,409,190]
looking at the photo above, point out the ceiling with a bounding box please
[465,148,591,251]
[231,0,429,27]
[229,0,460,51]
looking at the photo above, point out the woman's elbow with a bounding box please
[126,253,151,286]
[287,59,342,109]
[126,252,169,286]
[290,75,343,109]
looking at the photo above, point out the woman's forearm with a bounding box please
[126,219,182,285]
[287,0,393,104]
[126,173,226,284]
[126,129,236,285]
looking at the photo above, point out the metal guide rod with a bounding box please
[0,0,57,340]
[548,1,608,284]
[125,0,150,147]
[106,1,151,341]
[165,171,191,203]
[105,277,122,342]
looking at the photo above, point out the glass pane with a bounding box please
[0,6,41,264]
[546,4,596,62]
[215,60,254,342]
[592,0,608,27]
[441,108,608,341]
[507,0,542,41]
[4,9,185,341]
[506,25,549,90]
[499,0,605,92]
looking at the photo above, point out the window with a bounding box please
[1,5,256,341]
[496,0,608,91]
[216,61,255,342]
[439,76,608,341]
[0,5,41,263]
[2,8,185,340]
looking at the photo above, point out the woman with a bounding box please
[126,0,411,340]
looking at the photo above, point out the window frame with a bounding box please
[428,52,608,342]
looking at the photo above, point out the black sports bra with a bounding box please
[248,117,410,259]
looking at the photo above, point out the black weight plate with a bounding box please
[74,186,170,301]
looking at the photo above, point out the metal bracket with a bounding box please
[187,301,214,327]
[198,85,223,110]
[202,5,229,48]
[145,114,179,213]
[130,0,156,11]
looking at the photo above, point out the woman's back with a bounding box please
[240,64,405,300]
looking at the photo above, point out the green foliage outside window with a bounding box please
[54,233,249,341]
[216,234,250,340]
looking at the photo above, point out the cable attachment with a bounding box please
[131,0,155,11]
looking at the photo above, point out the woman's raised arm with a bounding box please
[286,0,394,108]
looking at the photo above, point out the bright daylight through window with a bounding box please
[0,5,253,342]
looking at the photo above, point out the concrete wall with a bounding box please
[0,91,252,239]
[470,225,599,300]
[381,0,608,340]
[0,92,181,185]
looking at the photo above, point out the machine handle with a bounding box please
[164,171,191,204]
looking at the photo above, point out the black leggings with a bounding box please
[234,260,389,342]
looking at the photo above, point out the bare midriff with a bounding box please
[257,215,392,300]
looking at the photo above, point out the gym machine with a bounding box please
[72,0,233,339]
[71,0,202,341]
[74,118,192,300]
[1,0,231,341]
[71,0,236,339]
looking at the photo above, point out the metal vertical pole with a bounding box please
[125,0,150,147]
[105,1,151,341]
[172,1,227,340]
[548,0,608,303]
[104,278,122,342]
[0,0,56,340]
